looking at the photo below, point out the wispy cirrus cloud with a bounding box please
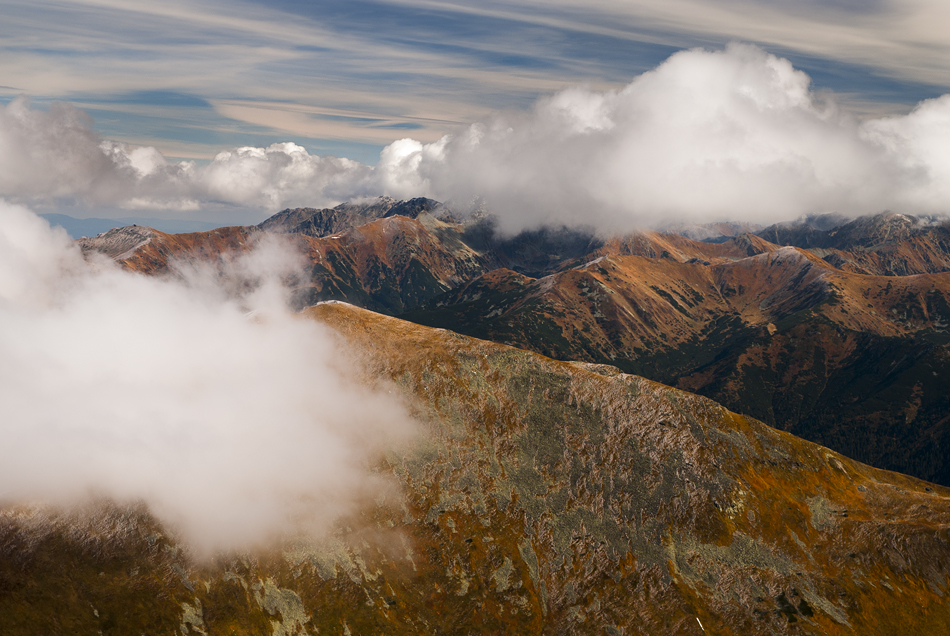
[0,0,577,158]
[2,0,947,162]
[378,0,950,86]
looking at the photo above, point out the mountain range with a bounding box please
[79,200,950,486]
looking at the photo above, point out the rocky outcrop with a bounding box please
[78,225,155,261]
[259,197,443,237]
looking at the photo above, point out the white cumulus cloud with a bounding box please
[0,98,375,217]
[0,201,416,554]
[403,43,950,231]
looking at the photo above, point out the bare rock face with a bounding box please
[259,197,444,237]
[2,303,949,634]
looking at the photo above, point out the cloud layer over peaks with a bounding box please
[0,98,374,219]
[406,43,950,231]
[2,44,950,231]
[0,201,416,553]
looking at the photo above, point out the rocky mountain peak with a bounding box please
[77,224,155,260]
[827,211,920,247]
[258,196,445,238]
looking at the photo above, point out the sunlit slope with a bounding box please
[78,207,950,485]
[80,214,488,314]
[404,246,950,484]
[4,303,949,634]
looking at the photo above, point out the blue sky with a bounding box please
[3,0,948,164]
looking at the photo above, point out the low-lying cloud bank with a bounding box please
[2,44,949,231]
[0,201,415,553]
[0,98,374,215]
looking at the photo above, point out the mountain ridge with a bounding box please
[758,212,950,276]
[2,302,949,634]
[77,201,950,485]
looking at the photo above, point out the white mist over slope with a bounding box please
[2,44,949,230]
[0,201,415,553]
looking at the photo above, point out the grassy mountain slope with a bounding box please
[2,303,949,634]
[77,205,950,484]
[402,247,950,484]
